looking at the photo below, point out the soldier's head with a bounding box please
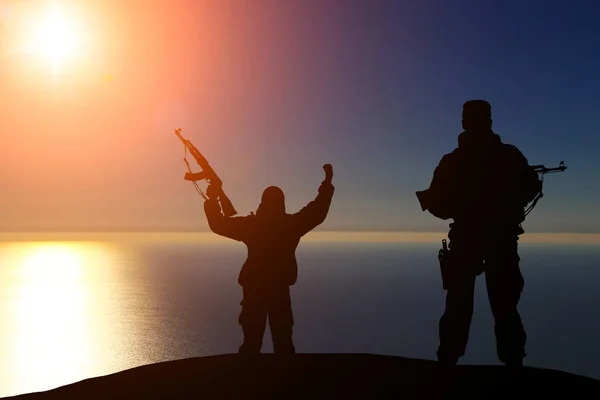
[256,186,286,216]
[462,100,492,131]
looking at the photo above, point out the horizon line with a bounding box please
[2,227,600,234]
[1,231,600,245]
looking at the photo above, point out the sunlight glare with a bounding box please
[0,242,116,395]
[32,3,81,73]
[37,8,75,63]
[11,1,88,77]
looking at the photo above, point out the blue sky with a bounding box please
[0,0,598,233]
[260,0,599,233]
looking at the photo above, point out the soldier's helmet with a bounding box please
[462,100,492,131]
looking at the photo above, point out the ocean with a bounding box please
[0,234,599,397]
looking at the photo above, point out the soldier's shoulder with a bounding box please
[440,150,460,165]
[501,143,528,161]
[501,142,522,152]
[431,152,459,175]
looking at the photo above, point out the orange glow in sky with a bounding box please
[0,0,264,232]
[0,1,586,234]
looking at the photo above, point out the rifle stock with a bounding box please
[175,128,238,218]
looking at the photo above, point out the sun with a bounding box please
[21,2,85,75]
[32,3,81,71]
[33,6,78,64]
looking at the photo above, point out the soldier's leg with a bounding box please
[485,252,526,365]
[238,286,268,355]
[268,286,295,355]
[437,273,477,364]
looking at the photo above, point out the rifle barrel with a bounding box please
[540,167,566,173]
[174,128,187,143]
[531,161,567,174]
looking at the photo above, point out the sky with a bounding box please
[0,0,598,233]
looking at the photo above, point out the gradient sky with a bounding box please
[0,0,598,233]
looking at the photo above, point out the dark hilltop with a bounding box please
[3,353,600,399]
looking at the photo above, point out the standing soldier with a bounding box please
[417,100,541,367]
[204,164,335,355]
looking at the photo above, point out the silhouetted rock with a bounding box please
[3,354,599,399]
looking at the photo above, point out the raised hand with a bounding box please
[323,164,333,183]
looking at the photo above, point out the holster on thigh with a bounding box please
[440,248,482,290]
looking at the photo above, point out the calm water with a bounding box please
[0,237,599,396]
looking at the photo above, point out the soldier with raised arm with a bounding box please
[418,100,541,367]
[204,164,335,355]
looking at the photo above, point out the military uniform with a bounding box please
[423,101,541,365]
[204,179,334,355]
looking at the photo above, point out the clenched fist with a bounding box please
[323,164,333,183]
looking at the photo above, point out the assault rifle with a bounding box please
[415,161,567,217]
[531,161,567,175]
[524,161,567,216]
[174,128,238,218]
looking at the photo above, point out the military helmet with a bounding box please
[462,100,492,130]
[462,100,491,120]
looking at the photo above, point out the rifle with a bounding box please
[415,161,568,216]
[174,128,238,218]
[524,161,567,216]
[531,161,567,175]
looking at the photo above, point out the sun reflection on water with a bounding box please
[0,242,119,396]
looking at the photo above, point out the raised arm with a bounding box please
[203,185,250,242]
[291,164,335,237]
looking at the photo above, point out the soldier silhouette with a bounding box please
[204,164,334,355]
[418,100,541,367]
